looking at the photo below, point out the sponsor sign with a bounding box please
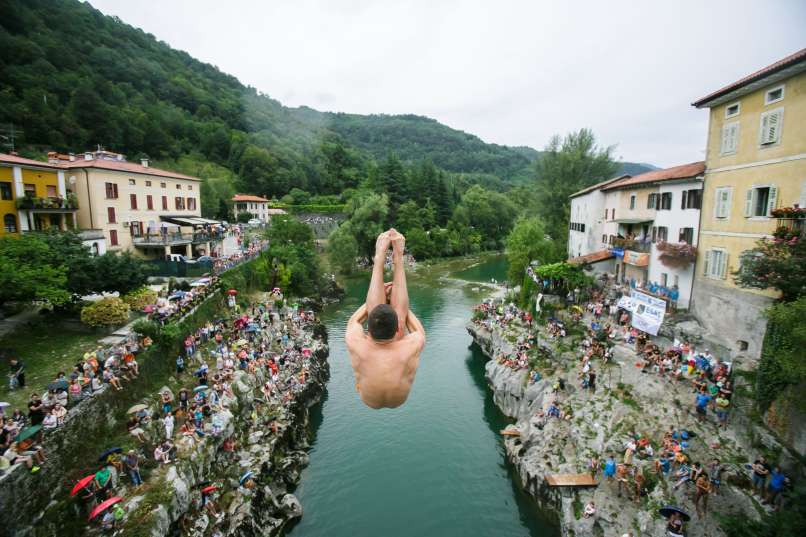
[623,250,649,267]
[628,290,666,335]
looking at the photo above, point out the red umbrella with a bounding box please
[201,485,218,494]
[70,474,96,497]
[89,496,123,521]
[227,289,238,295]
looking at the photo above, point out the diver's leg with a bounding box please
[389,230,409,336]
[366,231,391,313]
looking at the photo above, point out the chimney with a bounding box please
[47,151,57,163]
[84,152,93,161]
[141,158,149,168]
[68,153,75,162]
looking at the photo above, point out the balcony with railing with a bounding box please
[656,241,698,268]
[15,193,79,211]
[772,206,806,237]
[133,231,225,247]
[610,237,652,253]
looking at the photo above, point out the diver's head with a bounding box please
[368,304,398,342]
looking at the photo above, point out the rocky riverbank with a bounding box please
[467,312,797,537]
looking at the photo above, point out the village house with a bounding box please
[690,48,806,359]
[51,150,220,259]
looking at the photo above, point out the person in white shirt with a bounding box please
[163,412,174,439]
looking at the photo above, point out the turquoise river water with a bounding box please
[286,255,558,537]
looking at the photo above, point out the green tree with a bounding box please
[327,224,359,274]
[236,211,255,223]
[733,227,806,302]
[406,227,435,259]
[0,235,70,305]
[265,214,315,247]
[451,185,518,248]
[505,217,559,283]
[345,192,389,257]
[534,129,617,253]
[395,200,421,234]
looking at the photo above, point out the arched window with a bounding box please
[4,214,17,233]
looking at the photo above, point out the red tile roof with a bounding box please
[601,161,705,191]
[0,153,61,169]
[59,159,200,181]
[693,48,806,108]
[570,174,631,198]
[232,194,269,203]
[568,250,614,265]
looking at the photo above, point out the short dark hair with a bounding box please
[368,304,398,341]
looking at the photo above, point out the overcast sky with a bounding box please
[89,0,805,168]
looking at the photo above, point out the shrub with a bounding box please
[123,287,158,310]
[80,297,130,328]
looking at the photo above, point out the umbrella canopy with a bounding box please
[227,289,238,295]
[47,380,69,392]
[70,474,96,497]
[239,471,254,485]
[127,404,148,414]
[194,385,208,393]
[143,305,156,313]
[97,447,123,462]
[201,485,218,494]
[88,496,123,520]
[15,425,42,443]
[659,505,691,521]
[0,401,10,408]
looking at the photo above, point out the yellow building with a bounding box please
[0,153,78,237]
[691,48,806,360]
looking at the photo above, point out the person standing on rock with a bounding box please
[346,230,426,409]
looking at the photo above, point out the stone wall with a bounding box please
[689,279,773,366]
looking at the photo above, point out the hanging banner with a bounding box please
[628,290,666,335]
[623,250,649,267]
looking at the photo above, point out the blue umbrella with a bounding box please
[659,505,690,521]
[239,471,254,485]
[194,385,208,393]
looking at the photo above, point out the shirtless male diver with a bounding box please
[345,229,426,409]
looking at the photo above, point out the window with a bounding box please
[128,179,136,186]
[659,192,672,210]
[764,85,784,105]
[46,185,58,198]
[647,193,658,209]
[629,195,636,210]
[737,340,749,351]
[0,182,12,200]
[3,214,17,233]
[678,227,694,244]
[187,198,196,211]
[759,108,783,145]
[714,187,732,219]
[145,181,152,187]
[672,275,679,287]
[130,193,138,210]
[681,189,702,209]
[109,229,118,246]
[725,102,740,118]
[611,208,615,220]
[24,184,35,196]
[160,182,166,189]
[602,234,607,244]
[176,184,182,190]
[655,226,668,242]
[107,207,116,223]
[130,221,142,237]
[720,122,739,155]
[175,197,185,210]
[162,196,168,210]
[704,249,728,280]
[146,195,154,210]
[604,208,608,218]
[188,185,193,191]
[744,185,777,218]
[105,182,119,199]
[660,273,668,287]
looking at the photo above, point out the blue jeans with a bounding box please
[129,469,142,486]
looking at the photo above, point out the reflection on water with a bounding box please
[286,255,557,537]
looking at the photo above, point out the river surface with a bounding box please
[287,255,557,537]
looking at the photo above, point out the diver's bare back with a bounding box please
[346,312,424,408]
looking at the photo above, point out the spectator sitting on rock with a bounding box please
[583,501,596,518]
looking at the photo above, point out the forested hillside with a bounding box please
[0,0,651,212]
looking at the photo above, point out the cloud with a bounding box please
[89,0,806,167]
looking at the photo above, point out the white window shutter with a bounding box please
[721,125,729,154]
[767,185,778,216]
[704,250,711,276]
[768,110,782,143]
[724,188,733,218]
[744,189,754,217]
[760,113,771,144]
[730,123,739,152]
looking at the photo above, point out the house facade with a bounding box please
[600,162,705,309]
[0,153,78,237]
[690,48,806,359]
[232,194,270,222]
[54,150,215,259]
